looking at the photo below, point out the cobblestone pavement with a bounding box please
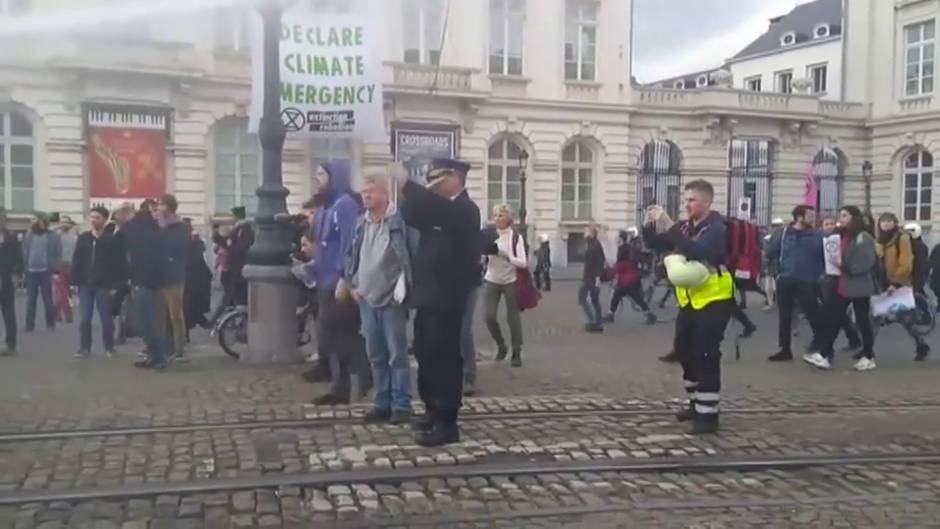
[2,288,940,526]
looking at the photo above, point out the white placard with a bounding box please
[823,233,841,276]
[249,10,386,141]
[871,287,916,317]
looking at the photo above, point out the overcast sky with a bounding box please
[632,0,805,83]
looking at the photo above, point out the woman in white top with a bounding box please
[482,204,527,367]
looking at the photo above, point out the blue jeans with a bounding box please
[25,271,54,330]
[578,282,603,326]
[132,286,169,364]
[359,302,412,412]
[78,286,115,352]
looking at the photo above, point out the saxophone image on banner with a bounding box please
[91,133,132,195]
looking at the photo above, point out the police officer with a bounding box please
[396,158,481,447]
[643,179,734,434]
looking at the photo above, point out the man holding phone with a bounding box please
[642,180,734,435]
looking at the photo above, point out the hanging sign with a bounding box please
[249,10,386,141]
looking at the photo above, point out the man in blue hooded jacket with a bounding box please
[305,161,369,405]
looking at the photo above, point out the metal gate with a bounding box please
[636,140,682,225]
[728,139,773,226]
[812,148,844,220]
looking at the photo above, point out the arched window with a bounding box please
[486,137,524,219]
[903,149,933,221]
[0,110,34,212]
[637,140,681,224]
[728,139,773,225]
[213,118,259,215]
[561,141,593,220]
[812,148,845,220]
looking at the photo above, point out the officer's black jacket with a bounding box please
[400,182,482,313]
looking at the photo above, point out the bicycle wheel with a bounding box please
[218,310,248,359]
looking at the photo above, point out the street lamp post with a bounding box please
[517,149,529,242]
[862,160,873,214]
[240,1,302,364]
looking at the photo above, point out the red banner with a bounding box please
[88,127,166,199]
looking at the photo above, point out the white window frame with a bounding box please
[488,0,525,76]
[486,137,524,219]
[0,110,35,212]
[561,142,593,220]
[775,70,793,94]
[780,31,796,46]
[903,150,933,222]
[744,75,762,92]
[696,75,708,87]
[403,0,444,65]
[564,0,598,82]
[904,19,935,97]
[808,63,828,94]
[213,119,260,215]
[214,9,250,53]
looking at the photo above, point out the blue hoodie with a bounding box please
[765,225,824,283]
[311,161,362,291]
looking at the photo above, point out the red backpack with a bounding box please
[725,218,760,281]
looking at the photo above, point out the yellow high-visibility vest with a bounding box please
[675,268,734,310]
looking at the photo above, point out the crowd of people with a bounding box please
[0,197,225,367]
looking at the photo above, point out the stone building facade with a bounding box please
[0,0,938,266]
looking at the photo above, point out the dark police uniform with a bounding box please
[399,158,481,446]
[643,210,734,434]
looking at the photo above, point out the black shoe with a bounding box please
[495,346,508,361]
[584,324,604,334]
[740,324,756,339]
[415,422,460,447]
[915,343,931,361]
[462,382,477,397]
[658,351,679,363]
[411,412,435,433]
[603,314,615,324]
[363,407,391,423]
[312,393,350,406]
[852,351,864,360]
[510,352,522,367]
[768,350,793,362]
[390,409,413,425]
[644,312,658,325]
[675,403,695,422]
[301,366,330,383]
[689,416,719,435]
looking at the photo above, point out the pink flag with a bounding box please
[803,160,818,207]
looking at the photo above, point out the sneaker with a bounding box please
[802,352,832,370]
[510,354,522,368]
[74,349,90,359]
[767,350,793,362]
[462,381,477,397]
[658,351,679,363]
[495,346,507,362]
[584,324,604,334]
[644,312,658,325]
[915,343,931,362]
[853,357,877,371]
[105,349,116,359]
[761,304,774,312]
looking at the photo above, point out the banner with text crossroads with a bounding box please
[250,11,385,141]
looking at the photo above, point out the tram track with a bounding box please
[2,401,939,443]
[2,450,940,506]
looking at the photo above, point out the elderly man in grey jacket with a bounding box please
[344,174,418,424]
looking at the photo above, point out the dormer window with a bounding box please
[814,23,830,39]
[780,31,796,46]
[696,75,708,87]
[674,80,685,89]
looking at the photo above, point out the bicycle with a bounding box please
[211,301,314,359]
[872,291,936,338]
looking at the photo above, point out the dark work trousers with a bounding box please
[819,295,874,361]
[316,289,369,400]
[609,282,649,314]
[0,280,15,349]
[776,277,822,352]
[534,265,551,291]
[414,307,464,424]
[674,300,733,421]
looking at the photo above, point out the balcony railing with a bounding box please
[386,62,478,94]
[633,87,868,120]
[899,95,933,114]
